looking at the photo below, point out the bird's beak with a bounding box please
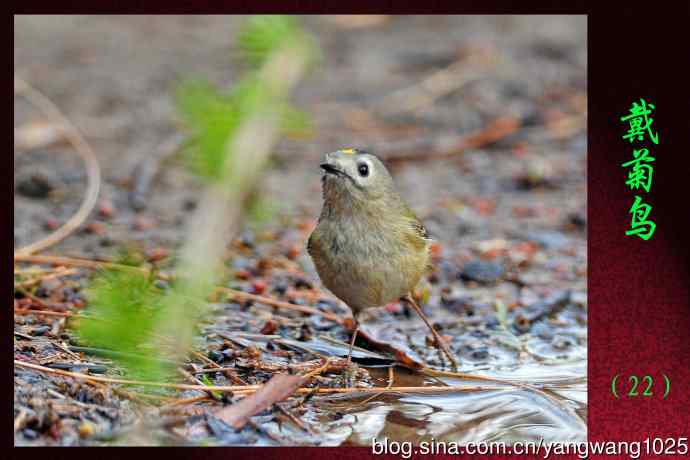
[320,162,342,175]
[320,152,356,184]
[320,153,348,177]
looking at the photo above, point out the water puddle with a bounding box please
[312,360,586,446]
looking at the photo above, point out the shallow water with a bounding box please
[312,360,586,446]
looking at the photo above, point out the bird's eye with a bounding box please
[358,163,369,177]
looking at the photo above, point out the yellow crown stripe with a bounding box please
[340,148,357,155]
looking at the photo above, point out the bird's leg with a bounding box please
[341,321,359,388]
[346,323,359,366]
[404,294,459,370]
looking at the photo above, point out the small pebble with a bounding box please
[513,314,532,333]
[252,280,267,295]
[99,236,114,247]
[260,319,278,335]
[527,231,570,250]
[182,198,197,211]
[294,277,313,289]
[316,299,337,310]
[83,222,105,236]
[30,325,51,336]
[208,350,224,363]
[17,174,54,199]
[43,217,59,231]
[235,269,251,281]
[384,302,402,314]
[154,280,169,290]
[485,316,500,329]
[22,428,40,440]
[469,347,490,361]
[552,335,574,350]
[239,231,255,249]
[565,211,586,230]
[459,260,505,284]
[272,282,288,297]
[531,322,554,340]
[133,215,156,231]
[146,247,169,263]
[98,199,115,219]
[78,421,95,439]
[286,245,301,260]
[298,323,313,341]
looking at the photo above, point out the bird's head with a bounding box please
[319,148,396,206]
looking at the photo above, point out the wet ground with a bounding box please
[14,15,586,446]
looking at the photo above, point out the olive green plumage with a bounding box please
[307,148,432,316]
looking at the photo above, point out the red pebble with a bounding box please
[146,247,169,263]
[513,241,538,257]
[512,142,530,158]
[286,245,301,260]
[384,302,401,314]
[48,423,61,440]
[84,222,105,236]
[260,319,278,335]
[297,219,316,232]
[44,217,59,231]
[482,248,503,259]
[430,242,442,258]
[252,280,267,295]
[468,197,496,216]
[98,199,115,219]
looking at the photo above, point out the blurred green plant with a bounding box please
[176,79,312,181]
[237,15,320,70]
[75,15,319,382]
[77,269,170,379]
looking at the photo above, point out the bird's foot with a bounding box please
[341,360,359,388]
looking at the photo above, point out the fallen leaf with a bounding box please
[358,323,425,370]
[216,373,305,429]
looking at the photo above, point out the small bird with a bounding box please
[307,148,458,368]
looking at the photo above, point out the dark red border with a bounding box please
[588,1,690,449]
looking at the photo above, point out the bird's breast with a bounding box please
[308,215,429,312]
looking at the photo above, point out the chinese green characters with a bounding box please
[621,98,658,240]
[621,98,658,144]
[626,196,656,240]
[622,148,655,193]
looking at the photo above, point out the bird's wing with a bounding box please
[402,205,431,241]
[401,204,434,274]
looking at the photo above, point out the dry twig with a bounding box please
[375,50,495,116]
[14,76,101,256]
[14,254,344,324]
[383,116,521,165]
[15,359,494,396]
